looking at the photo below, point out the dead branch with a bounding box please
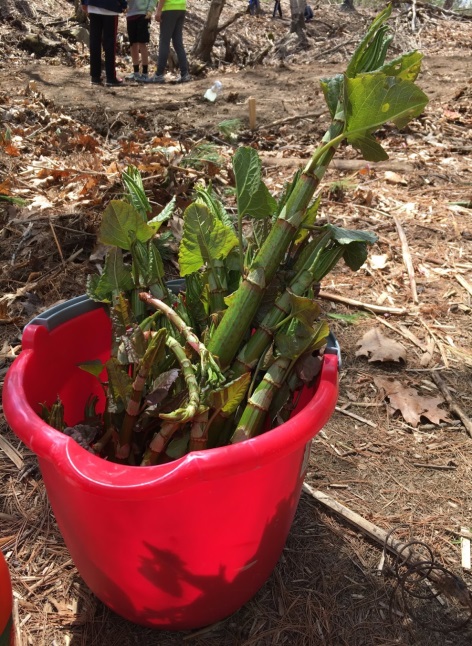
[216,11,244,34]
[318,290,408,315]
[431,372,472,438]
[392,215,418,305]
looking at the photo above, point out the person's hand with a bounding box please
[81,4,88,12]
[145,10,153,18]
[155,8,162,22]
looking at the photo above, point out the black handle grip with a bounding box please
[26,295,105,332]
[326,332,342,370]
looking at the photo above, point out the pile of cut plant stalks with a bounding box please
[42,7,428,467]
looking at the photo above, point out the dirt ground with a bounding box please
[1,1,472,645]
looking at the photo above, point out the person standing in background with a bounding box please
[125,0,158,81]
[82,0,127,86]
[146,0,190,84]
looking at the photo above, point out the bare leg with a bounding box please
[139,43,149,67]
[130,43,140,66]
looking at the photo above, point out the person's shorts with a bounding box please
[127,15,151,45]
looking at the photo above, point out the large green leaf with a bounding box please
[122,165,151,221]
[379,51,424,82]
[320,74,344,119]
[86,247,134,302]
[179,201,238,275]
[105,357,133,412]
[346,5,392,78]
[148,196,176,233]
[99,200,154,250]
[343,241,369,271]
[148,241,164,283]
[327,224,378,246]
[208,372,251,415]
[233,147,276,219]
[288,293,321,326]
[195,184,232,227]
[348,133,389,162]
[345,74,429,144]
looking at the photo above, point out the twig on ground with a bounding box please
[375,316,426,351]
[431,372,472,438]
[392,215,418,304]
[412,463,457,470]
[0,435,24,469]
[455,274,472,298]
[334,406,378,429]
[418,317,450,368]
[48,218,65,267]
[261,109,325,130]
[318,290,408,315]
[314,37,357,59]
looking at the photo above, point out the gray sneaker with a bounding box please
[145,73,165,84]
[174,73,192,84]
[125,72,141,81]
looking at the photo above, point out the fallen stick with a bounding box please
[302,484,472,601]
[261,109,325,130]
[334,405,377,429]
[431,372,472,438]
[318,290,408,315]
[455,274,472,298]
[393,215,418,304]
[303,483,417,559]
[375,316,426,351]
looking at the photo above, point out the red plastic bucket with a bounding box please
[3,299,338,629]
[0,551,13,646]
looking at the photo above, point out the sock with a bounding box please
[133,64,139,73]
[142,65,148,75]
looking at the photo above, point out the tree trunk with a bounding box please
[443,0,453,9]
[74,0,89,24]
[340,0,355,11]
[289,0,307,47]
[192,0,226,63]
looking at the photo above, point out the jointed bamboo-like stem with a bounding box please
[160,335,200,423]
[139,292,223,384]
[231,356,292,443]
[189,410,209,452]
[208,259,228,315]
[208,120,346,371]
[141,422,180,466]
[118,329,166,458]
[231,231,333,378]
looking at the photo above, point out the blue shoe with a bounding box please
[145,74,165,84]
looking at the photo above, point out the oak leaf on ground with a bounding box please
[373,376,452,427]
[356,328,407,363]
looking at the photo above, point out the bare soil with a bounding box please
[1,2,472,645]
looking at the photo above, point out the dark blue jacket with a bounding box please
[83,0,127,13]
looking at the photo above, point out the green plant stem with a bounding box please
[231,356,291,443]
[160,335,200,422]
[208,121,345,370]
[189,410,209,452]
[139,292,223,384]
[141,422,180,466]
[231,231,332,378]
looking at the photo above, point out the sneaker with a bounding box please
[105,78,124,87]
[139,73,149,82]
[145,73,165,84]
[91,77,103,86]
[174,72,192,84]
[125,72,141,81]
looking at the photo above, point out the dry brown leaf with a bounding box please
[356,328,407,363]
[384,171,407,185]
[374,376,452,427]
